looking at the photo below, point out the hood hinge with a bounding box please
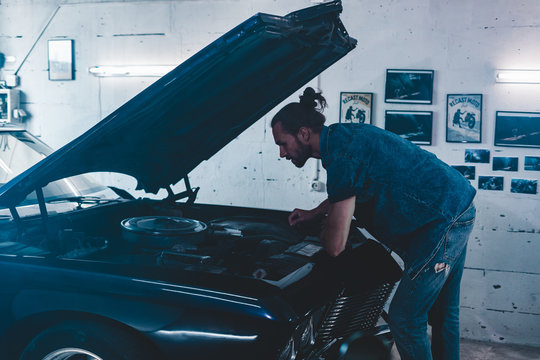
[165,177,199,205]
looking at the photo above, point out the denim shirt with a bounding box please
[320,124,476,277]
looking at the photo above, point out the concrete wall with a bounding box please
[1,0,539,347]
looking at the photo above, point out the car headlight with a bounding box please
[278,337,296,360]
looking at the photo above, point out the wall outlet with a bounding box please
[310,180,326,192]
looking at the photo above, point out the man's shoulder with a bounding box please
[327,123,389,148]
[328,123,384,136]
[324,123,374,161]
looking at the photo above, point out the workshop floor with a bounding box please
[460,339,540,360]
[389,338,540,359]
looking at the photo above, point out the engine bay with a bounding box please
[0,200,328,282]
[102,214,323,281]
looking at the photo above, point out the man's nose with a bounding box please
[279,147,287,158]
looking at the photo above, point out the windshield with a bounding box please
[0,130,51,184]
[0,130,117,211]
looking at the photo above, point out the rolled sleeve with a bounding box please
[326,155,365,203]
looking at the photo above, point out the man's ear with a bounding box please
[297,126,311,143]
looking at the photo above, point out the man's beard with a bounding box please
[290,138,311,168]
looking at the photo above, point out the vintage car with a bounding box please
[0,2,401,359]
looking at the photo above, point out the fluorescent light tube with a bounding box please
[495,70,540,84]
[88,65,176,77]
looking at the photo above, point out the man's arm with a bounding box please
[321,196,356,257]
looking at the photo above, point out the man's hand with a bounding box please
[288,199,330,226]
[288,208,315,226]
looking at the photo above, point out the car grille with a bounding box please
[315,282,395,344]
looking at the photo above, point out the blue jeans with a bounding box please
[388,203,475,360]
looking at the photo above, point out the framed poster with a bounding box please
[446,94,482,143]
[494,111,540,148]
[48,39,74,81]
[492,157,518,171]
[385,110,433,145]
[384,69,434,104]
[524,156,540,171]
[478,176,504,191]
[339,92,372,124]
[451,165,476,180]
[465,149,490,163]
[511,179,537,194]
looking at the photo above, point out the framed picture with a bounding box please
[48,39,74,81]
[524,156,540,171]
[446,94,482,143]
[492,157,518,171]
[494,111,540,148]
[478,176,504,191]
[511,179,537,194]
[385,110,433,145]
[465,149,490,163]
[339,92,372,124]
[451,165,475,180]
[384,69,434,104]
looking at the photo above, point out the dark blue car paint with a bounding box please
[0,199,349,359]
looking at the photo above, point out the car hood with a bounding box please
[0,1,356,208]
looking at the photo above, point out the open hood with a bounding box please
[0,1,356,208]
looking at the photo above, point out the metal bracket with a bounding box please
[165,177,199,205]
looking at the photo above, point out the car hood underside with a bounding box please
[0,1,356,208]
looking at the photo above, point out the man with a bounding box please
[271,87,476,360]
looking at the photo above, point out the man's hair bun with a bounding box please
[271,87,328,134]
[299,87,327,111]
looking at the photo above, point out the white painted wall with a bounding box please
[1,0,539,347]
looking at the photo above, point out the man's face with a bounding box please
[272,122,311,168]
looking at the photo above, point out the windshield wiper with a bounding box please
[47,196,121,207]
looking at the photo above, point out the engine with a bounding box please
[58,213,324,282]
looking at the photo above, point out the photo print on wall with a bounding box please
[446,94,482,143]
[465,149,490,163]
[478,176,504,191]
[494,111,540,148]
[492,157,518,171]
[451,165,476,180]
[48,39,74,81]
[524,156,540,171]
[384,69,434,104]
[511,179,537,194]
[385,110,433,145]
[339,92,373,124]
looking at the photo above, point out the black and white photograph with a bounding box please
[465,149,490,163]
[525,156,540,171]
[339,92,372,124]
[494,111,540,148]
[493,157,518,171]
[478,176,504,191]
[451,165,476,180]
[511,179,538,194]
[384,69,434,104]
[385,110,433,145]
[446,94,482,143]
[48,39,74,81]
